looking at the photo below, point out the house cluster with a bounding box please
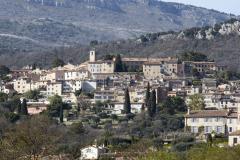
[183,78,240,147]
[3,50,240,149]
[0,51,227,113]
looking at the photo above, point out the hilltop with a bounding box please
[0,0,236,53]
[1,19,240,71]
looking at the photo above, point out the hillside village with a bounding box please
[1,50,240,159]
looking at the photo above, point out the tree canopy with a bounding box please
[24,90,41,101]
[0,92,8,102]
[115,54,124,72]
[160,96,187,115]
[0,65,10,78]
[188,94,205,110]
[48,95,70,122]
[180,52,208,62]
[0,115,62,159]
[52,57,65,68]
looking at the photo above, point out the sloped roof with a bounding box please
[185,110,228,118]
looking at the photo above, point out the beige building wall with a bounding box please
[192,62,216,72]
[46,82,63,96]
[101,62,115,73]
[13,78,32,93]
[88,61,115,74]
[88,63,102,74]
[143,60,180,79]
[40,71,65,82]
[143,63,163,79]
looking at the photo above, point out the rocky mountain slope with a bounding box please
[0,0,236,53]
[1,19,240,71]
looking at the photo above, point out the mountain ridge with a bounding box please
[1,19,240,71]
[0,0,236,50]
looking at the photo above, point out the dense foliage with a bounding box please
[0,65,10,78]
[115,54,124,72]
[188,94,205,110]
[139,145,240,160]
[180,52,208,62]
[52,57,65,68]
[24,90,42,101]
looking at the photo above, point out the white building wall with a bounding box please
[64,70,89,80]
[63,80,82,93]
[186,117,226,134]
[81,147,99,160]
[227,118,239,133]
[112,103,143,115]
[229,135,240,147]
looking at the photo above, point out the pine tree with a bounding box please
[124,88,131,114]
[115,54,124,72]
[21,99,28,115]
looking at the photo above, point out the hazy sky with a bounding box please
[162,0,240,15]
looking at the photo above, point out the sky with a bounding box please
[161,0,240,15]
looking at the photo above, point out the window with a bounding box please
[234,138,238,144]
[215,117,222,122]
[191,126,198,133]
[191,118,198,123]
[229,127,233,133]
[205,126,212,133]
[216,126,222,133]
[229,118,233,124]
[204,118,212,122]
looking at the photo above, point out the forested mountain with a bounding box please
[0,0,239,70]
[0,0,235,53]
[1,19,240,71]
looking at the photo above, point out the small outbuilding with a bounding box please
[80,145,106,160]
[228,130,240,147]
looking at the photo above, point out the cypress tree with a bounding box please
[148,90,156,117]
[16,98,22,114]
[59,105,63,123]
[124,88,131,114]
[21,99,28,115]
[115,54,123,72]
[151,90,157,116]
[145,82,150,108]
